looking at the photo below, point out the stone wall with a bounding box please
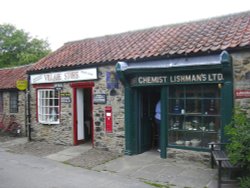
[93,65,125,153]
[29,65,125,153]
[232,51,250,117]
[28,51,250,154]
[30,83,73,145]
[1,90,26,135]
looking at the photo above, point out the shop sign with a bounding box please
[94,94,106,104]
[16,80,28,91]
[54,83,63,91]
[30,68,97,84]
[60,92,71,103]
[235,89,250,99]
[106,71,119,89]
[132,73,224,86]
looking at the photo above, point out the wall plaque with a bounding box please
[60,92,71,103]
[94,94,106,104]
[235,89,250,99]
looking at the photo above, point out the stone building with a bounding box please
[27,11,250,158]
[0,65,31,136]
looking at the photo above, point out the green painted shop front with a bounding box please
[116,51,234,158]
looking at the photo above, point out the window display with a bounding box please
[168,84,221,149]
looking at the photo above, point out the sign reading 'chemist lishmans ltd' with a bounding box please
[30,68,97,84]
[132,73,224,86]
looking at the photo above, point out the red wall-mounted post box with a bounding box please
[105,106,112,133]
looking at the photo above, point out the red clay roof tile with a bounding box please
[30,11,250,72]
[0,65,31,89]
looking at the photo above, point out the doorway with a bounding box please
[71,82,94,145]
[136,87,160,153]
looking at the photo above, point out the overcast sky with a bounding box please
[0,0,249,50]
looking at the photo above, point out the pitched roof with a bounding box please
[30,11,250,72]
[0,65,31,90]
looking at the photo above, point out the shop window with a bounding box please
[0,92,3,113]
[9,91,18,113]
[37,89,59,124]
[168,84,221,149]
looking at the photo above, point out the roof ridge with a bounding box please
[0,63,33,71]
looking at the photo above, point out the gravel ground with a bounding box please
[0,133,18,142]
[1,135,208,170]
[1,134,121,169]
[6,140,70,157]
[66,148,122,169]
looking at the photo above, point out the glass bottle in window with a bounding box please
[208,99,216,114]
[173,99,181,114]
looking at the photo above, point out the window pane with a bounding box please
[9,92,18,113]
[38,89,60,124]
[186,85,202,98]
[169,85,185,98]
[168,84,221,149]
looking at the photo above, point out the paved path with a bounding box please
[93,150,218,188]
[0,148,151,188]
[0,137,237,188]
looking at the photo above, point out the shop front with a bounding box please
[29,67,97,145]
[116,51,234,158]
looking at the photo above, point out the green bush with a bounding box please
[225,109,250,187]
[239,176,250,188]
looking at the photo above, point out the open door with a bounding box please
[76,89,85,141]
[137,87,160,153]
[71,82,94,145]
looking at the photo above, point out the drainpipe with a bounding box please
[27,74,31,141]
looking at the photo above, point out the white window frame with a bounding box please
[37,89,60,124]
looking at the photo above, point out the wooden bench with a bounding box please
[209,143,240,188]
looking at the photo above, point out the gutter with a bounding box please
[27,74,32,141]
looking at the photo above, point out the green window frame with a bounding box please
[168,84,221,149]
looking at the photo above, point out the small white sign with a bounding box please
[30,68,97,84]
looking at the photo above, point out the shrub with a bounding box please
[225,108,250,187]
[239,176,250,188]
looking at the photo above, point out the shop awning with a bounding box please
[116,51,229,72]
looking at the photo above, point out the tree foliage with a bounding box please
[0,24,51,68]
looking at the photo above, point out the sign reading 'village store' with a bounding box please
[132,73,224,86]
[30,68,97,84]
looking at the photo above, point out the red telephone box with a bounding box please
[105,106,113,133]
